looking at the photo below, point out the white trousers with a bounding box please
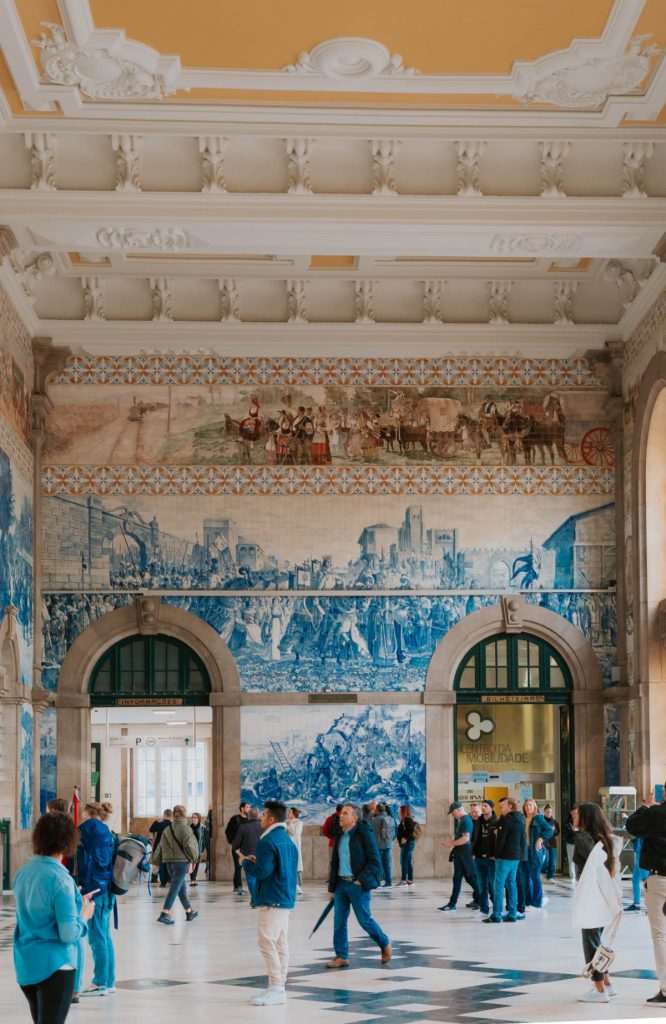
[256,907,290,988]
[645,875,666,994]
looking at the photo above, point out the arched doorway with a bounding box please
[423,597,604,846]
[454,632,573,827]
[53,597,241,879]
[632,351,666,792]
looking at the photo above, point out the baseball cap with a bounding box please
[448,801,463,814]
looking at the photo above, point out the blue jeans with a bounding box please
[448,848,478,908]
[244,862,258,903]
[493,859,519,920]
[163,861,192,913]
[475,859,495,915]
[632,863,649,905]
[88,895,115,989]
[333,881,389,959]
[379,848,393,886]
[519,849,545,908]
[541,846,557,880]
[400,841,415,881]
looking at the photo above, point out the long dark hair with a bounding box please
[577,802,616,875]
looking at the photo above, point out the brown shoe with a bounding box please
[325,957,350,970]
[381,943,392,963]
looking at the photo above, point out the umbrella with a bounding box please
[309,898,334,939]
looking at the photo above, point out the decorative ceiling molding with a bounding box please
[513,33,661,109]
[490,234,582,257]
[0,0,663,126]
[282,38,418,79]
[95,227,189,251]
[32,22,174,101]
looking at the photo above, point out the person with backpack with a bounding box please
[152,805,200,925]
[397,804,419,888]
[225,802,250,895]
[76,802,117,998]
[372,803,396,888]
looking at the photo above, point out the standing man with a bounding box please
[237,801,297,1007]
[626,789,666,1005]
[486,797,526,924]
[439,802,480,913]
[232,808,263,903]
[472,800,498,918]
[372,803,396,888]
[149,809,172,887]
[225,802,250,895]
[326,804,391,969]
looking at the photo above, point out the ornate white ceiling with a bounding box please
[0,0,664,357]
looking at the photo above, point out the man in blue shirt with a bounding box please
[326,803,391,969]
[439,801,480,912]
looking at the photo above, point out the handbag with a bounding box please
[582,912,621,978]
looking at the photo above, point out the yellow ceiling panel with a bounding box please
[89,0,615,76]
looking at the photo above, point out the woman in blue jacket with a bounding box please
[14,812,95,1024]
[519,799,554,910]
[76,802,117,997]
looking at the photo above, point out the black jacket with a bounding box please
[473,813,499,859]
[561,818,576,845]
[626,802,666,873]
[494,811,528,861]
[225,813,247,845]
[232,819,263,857]
[397,817,417,844]
[329,821,382,893]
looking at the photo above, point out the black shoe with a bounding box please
[624,903,641,912]
[465,901,480,910]
[482,916,502,923]
[186,909,199,922]
[646,992,666,1004]
[438,904,456,912]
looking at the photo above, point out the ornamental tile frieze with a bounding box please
[42,464,613,496]
[56,354,604,388]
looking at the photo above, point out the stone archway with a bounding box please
[422,596,604,872]
[55,596,241,878]
[631,350,666,792]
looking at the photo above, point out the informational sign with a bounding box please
[115,698,183,707]
[457,704,555,776]
[109,735,192,747]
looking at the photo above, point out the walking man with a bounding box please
[238,800,298,1007]
[326,803,391,969]
[225,802,250,895]
[626,788,666,1004]
[439,802,480,913]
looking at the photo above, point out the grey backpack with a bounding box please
[111,835,151,896]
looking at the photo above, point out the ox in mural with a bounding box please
[43,383,613,468]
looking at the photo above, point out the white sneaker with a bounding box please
[605,984,617,997]
[106,987,117,994]
[296,886,303,895]
[578,989,609,1003]
[251,987,286,1006]
[540,896,549,907]
[397,881,408,888]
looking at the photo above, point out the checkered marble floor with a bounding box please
[0,878,661,1023]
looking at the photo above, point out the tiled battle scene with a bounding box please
[0,880,660,1024]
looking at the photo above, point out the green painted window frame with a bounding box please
[454,632,572,700]
[89,634,211,706]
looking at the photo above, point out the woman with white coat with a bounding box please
[286,807,304,895]
[571,802,623,1004]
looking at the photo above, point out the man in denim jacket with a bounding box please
[239,800,298,1006]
